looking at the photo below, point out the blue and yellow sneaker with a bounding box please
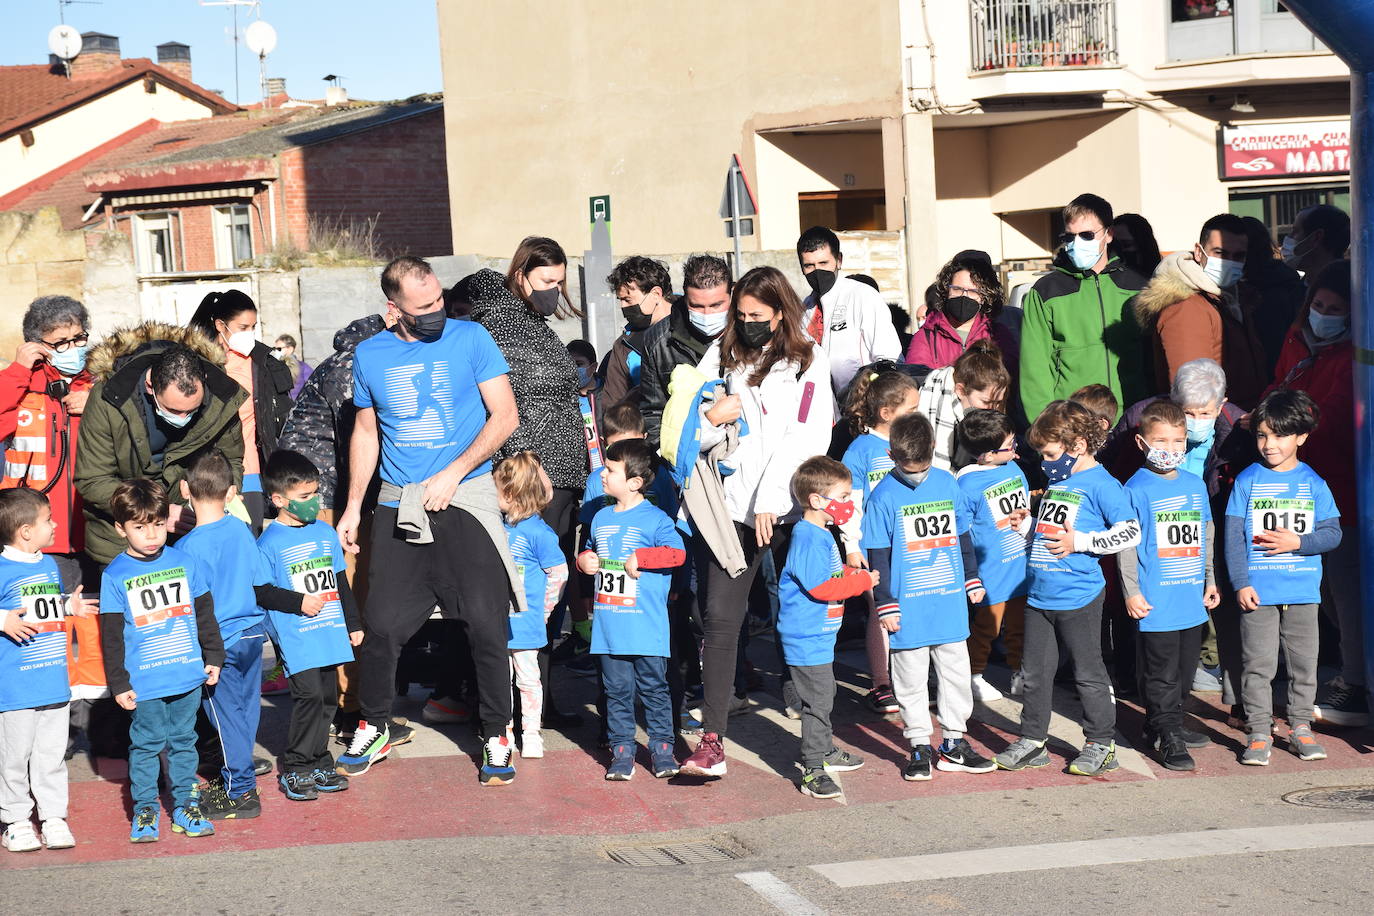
[171,802,214,838]
[129,804,160,843]
[336,720,391,777]
[479,735,516,786]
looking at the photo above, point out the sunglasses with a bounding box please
[1058,229,1101,245]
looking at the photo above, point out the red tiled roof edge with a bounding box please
[0,118,161,212]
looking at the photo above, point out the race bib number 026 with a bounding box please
[1155,509,1202,558]
[901,500,957,552]
[596,558,638,608]
[1036,489,1083,538]
[127,568,192,628]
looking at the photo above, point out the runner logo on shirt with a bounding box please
[596,558,638,608]
[901,500,957,552]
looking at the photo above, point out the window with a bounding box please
[134,213,177,274]
[798,190,886,232]
[1172,0,1233,21]
[1228,184,1348,244]
[213,205,254,268]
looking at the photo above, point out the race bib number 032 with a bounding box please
[127,568,192,628]
[901,500,957,552]
[596,558,638,608]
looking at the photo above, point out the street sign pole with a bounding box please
[729,158,742,269]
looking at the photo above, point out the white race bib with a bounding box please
[901,500,957,553]
[983,478,1028,531]
[595,558,638,608]
[126,569,192,628]
[1154,509,1202,559]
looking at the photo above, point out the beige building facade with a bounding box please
[437,1,1349,308]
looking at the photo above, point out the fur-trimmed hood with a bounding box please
[1134,252,1221,324]
[87,321,225,382]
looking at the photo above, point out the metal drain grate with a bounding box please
[1282,786,1374,811]
[605,841,743,867]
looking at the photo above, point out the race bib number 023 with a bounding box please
[127,568,192,628]
[984,478,1028,530]
[1155,509,1202,558]
[901,500,957,552]
[596,558,638,608]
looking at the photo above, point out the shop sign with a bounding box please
[1219,120,1350,180]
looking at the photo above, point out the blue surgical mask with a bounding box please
[1068,236,1102,271]
[1041,452,1078,484]
[1185,415,1216,443]
[49,345,87,376]
[1308,310,1347,341]
[576,365,594,389]
[153,394,195,429]
[1202,255,1243,289]
[689,309,728,337]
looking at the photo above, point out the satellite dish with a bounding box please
[244,19,277,57]
[48,24,82,61]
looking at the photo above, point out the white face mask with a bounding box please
[689,309,728,337]
[1308,309,1347,340]
[1068,236,1102,271]
[1280,233,1309,269]
[1202,255,1243,289]
[225,329,256,357]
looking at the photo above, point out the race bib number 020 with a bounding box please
[127,568,192,628]
[901,500,957,552]
[983,478,1028,530]
[1155,509,1202,558]
[290,556,340,603]
[596,558,638,608]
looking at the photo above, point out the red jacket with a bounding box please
[0,361,92,554]
[904,309,1019,377]
[1266,330,1354,519]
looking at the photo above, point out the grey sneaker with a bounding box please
[822,747,865,772]
[995,737,1049,771]
[1068,741,1119,776]
[1240,733,1272,766]
[1289,724,1327,761]
[799,766,842,799]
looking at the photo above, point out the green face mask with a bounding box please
[286,494,321,524]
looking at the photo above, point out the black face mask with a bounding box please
[805,269,837,299]
[943,295,981,326]
[621,304,653,332]
[528,287,561,317]
[739,320,775,348]
[403,309,447,341]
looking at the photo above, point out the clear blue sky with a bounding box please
[0,0,443,104]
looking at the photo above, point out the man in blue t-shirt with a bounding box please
[334,256,521,787]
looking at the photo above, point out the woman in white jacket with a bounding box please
[680,266,834,777]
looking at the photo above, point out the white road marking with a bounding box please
[811,819,1374,887]
[736,871,828,915]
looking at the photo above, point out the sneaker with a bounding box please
[822,747,865,772]
[1158,733,1195,772]
[128,805,160,843]
[1240,733,1272,766]
[422,696,473,724]
[2,821,41,852]
[866,685,900,714]
[387,722,414,747]
[480,735,516,786]
[39,818,75,849]
[551,631,591,663]
[1289,724,1328,761]
[799,766,842,799]
[203,786,262,820]
[520,731,545,759]
[253,757,272,777]
[971,674,1004,703]
[783,705,803,720]
[1143,725,1210,750]
[1008,669,1026,697]
[260,663,289,696]
[279,771,318,801]
[605,744,635,781]
[311,768,350,792]
[937,737,996,773]
[1192,665,1222,692]
[903,745,934,781]
[687,694,754,724]
[1068,741,1119,777]
[651,740,679,778]
[680,732,727,777]
[1314,679,1370,728]
[678,710,704,736]
[996,737,1050,771]
[336,721,391,776]
[171,803,215,837]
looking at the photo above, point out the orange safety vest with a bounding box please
[1,389,65,491]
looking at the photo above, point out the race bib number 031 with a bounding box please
[984,478,1028,530]
[901,500,957,552]
[1155,509,1202,558]
[1036,489,1083,538]
[290,556,340,603]
[596,558,638,608]
[127,568,192,628]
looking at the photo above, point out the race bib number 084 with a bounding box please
[1155,509,1202,558]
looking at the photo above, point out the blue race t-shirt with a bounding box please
[353,318,510,490]
[101,547,210,701]
[176,514,267,649]
[778,519,846,666]
[579,464,679,527]
[860,468,974,650]
[257,521,353,675]
[956,464,1030,605]
[1028,464,1137,611]
[1226,461,1339,605]
[586,500,682,657]
[0,554,70,712]
[842,431,893,509]
[1126,468,1211,633]
[506,514,565,650]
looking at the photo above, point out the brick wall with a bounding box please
[112,188,271,273]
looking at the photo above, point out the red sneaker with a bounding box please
[680,732,727,777]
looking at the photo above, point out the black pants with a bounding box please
[696,521,793,736]
[540,487,582,714]
[358,504,513,736]
[1136,623,1205,737]
[285,665,338,775]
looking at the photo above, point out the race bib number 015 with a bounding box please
[1155,509,1202,558]
[127,568,192,628]
[290,556,340,603]
[901,500,957,552]
[596,558,638,608]
[983,478,1028,530]
[1249,497,1313,540]
[1036,489,1083,538]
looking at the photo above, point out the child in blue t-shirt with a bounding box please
[100,479,224,843]
[175,450,271,820]
[257,451,363,800]
[840,369,919,717]
[494,452,568,760]
[1119,401,1219,772]
[953,408,1031,704]
[779,457,877,799]
[0,489,96,853]
[995,400,1140,778]
[863,412,996,783]
[576,439,685,781]
[1226,390,1341,766]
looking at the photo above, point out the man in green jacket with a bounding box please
[1019,193,1149,423]
[75,322,247,567]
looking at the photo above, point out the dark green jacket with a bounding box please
[1018,252,1149,422]
[74,322,247,565]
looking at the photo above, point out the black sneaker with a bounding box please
[865,686,900,715]
[903,744,934,781]
[1158,733,1195,772]
[799,766,842,799]
[204,787,262,820]
[1315,678,1371,728]
[252,757,272,777]
[279,771,318,801]
[551,632,591,664]
[310,768,350,793]
[387,722,415,747]
[937,738,996,773]
[1143,725,1210,750]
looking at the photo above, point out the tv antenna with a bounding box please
[200,0,261,105]
[57,0,102,25]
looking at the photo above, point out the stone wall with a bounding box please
[0,208,88,360]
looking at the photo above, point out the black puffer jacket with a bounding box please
[639,300,717,450]
[246,341,294,462]
[278,315,387,509]
[466,269,587,490]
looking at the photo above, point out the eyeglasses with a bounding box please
[992,438,1019,454]
[41,332,89,353]
[947,284,985,301]
[1058,229,1102,245]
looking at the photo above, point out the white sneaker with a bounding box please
[971,674,1004,703]
[521,731,545,759]
[1009,669,1025,697]
[2,822,40,853]
[40,818,74,849]
[689,695,755,722]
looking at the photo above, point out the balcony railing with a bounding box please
[970,0,1119,72]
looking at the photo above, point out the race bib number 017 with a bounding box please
[1155,509,1202,558]
[901,500,957,552]
[596,558,638,608]
[290,556,340,603]
[983,478,1028,530]
[20,581,65,632]
[127,568,192,628]
[1036,489,1083,538]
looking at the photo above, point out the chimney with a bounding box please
[156,42,192,82]
[71,32,121,79]
[266,77,287,97]
[325,85,348,106]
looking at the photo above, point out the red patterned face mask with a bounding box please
[823,498,856,526]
